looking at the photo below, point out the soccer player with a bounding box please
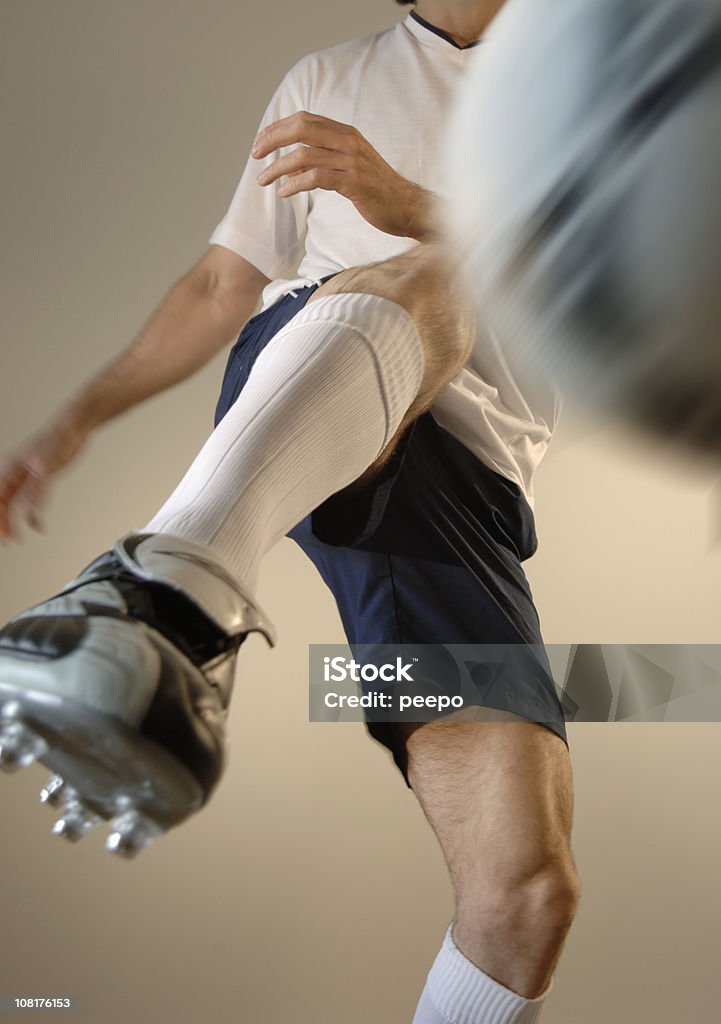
[0,2,579,1021]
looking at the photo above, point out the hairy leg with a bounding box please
[404,718,580,1001]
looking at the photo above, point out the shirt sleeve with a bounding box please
[208,64,311,281]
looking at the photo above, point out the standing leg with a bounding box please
[407,720,579,1023]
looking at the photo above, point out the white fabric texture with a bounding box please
[412,926,551,1024]
[144,292,424,590]
[208,12,560,507]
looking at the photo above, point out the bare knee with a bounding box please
[471,859,581,929]
[455,859,581,998]
[311,242,476,404]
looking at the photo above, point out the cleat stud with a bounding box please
[113,794,134,814]
[52,801,101,842]
[40,775,66,808]
[0,701,21,722]
[52,817,81,842]
[106,810,163,859]
[0,721,48,773]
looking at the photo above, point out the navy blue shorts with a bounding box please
[215,283,568,784]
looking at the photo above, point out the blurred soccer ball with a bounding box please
[447,0,721,457]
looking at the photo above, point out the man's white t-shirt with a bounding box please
[209,12,559,509]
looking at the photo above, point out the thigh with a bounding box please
[402,718,575,893]
[307,242,460,321]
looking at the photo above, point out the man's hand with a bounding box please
[0,419,89,543]
[253,112,441,241]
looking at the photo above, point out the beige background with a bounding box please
[1,2,720,1021]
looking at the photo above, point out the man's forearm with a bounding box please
[56,266,260,434]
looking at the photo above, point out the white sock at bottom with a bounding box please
[144,292,424,591]
[412,926,552,1024]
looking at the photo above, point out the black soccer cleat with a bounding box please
[0,532,274,857]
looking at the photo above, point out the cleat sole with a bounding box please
[0,683,205,846]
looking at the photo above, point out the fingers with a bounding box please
[257,146,350,188]
[252,111,361,161]
[0,458,47,543]
[19,458,48,534]
[273,168,347,199]
[253,113,365,200]
[0,460,29,541]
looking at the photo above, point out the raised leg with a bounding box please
[0,242,474,855]
[146,241,475,584]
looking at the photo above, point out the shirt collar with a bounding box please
[405,10,483,52]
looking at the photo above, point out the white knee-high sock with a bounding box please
[144,292,424,591]
[413,926,552,1024]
